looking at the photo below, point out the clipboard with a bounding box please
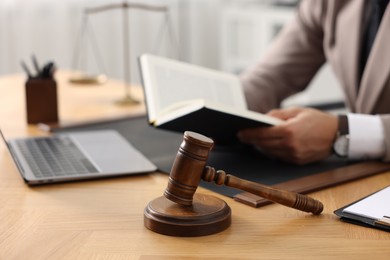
[334,185,390,232]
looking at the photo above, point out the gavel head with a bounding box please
[164,131,214,206]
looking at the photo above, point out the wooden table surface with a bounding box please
[0,72,389,260]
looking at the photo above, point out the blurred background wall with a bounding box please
[0,0,344,107]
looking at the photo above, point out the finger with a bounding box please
[267,107,303,120]
[260,148,292,162]
[250,138,285,149]
[239,125,288,140]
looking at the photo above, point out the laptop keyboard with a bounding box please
[16,136,98,177]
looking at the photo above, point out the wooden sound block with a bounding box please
[144,193,231,237]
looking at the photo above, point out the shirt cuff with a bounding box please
[348,114,386,159]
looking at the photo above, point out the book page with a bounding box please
[343,186,390,220]
[140,54,247,120]
[153,65,244,110]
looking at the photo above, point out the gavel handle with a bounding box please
[202,166,323,215]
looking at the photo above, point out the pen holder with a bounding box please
[25,78,58,124]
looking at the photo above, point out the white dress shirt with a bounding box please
[348,114,386,159]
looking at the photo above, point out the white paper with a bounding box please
[343,186,390,220]
[139,54,247,121]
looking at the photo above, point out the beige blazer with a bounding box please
[240,0,390,161]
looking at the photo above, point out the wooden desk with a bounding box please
[0,72,389,259]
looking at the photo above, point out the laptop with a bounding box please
[0,129,157,185]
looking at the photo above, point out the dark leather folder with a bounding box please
[53,115,390,208]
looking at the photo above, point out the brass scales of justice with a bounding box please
[69,1,178,105]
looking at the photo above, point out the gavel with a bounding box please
[165,131,323,214]
[144,131,323,237]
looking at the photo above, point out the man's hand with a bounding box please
[238,107,338,165]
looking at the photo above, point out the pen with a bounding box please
[42,62,55,78]
[31,54,41,76]
[20,60,32,78]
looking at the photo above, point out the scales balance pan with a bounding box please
[144,131,323,237]
[69,74,108,85]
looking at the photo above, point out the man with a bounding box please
[238,0,390,165]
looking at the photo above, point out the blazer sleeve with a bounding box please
[379,115,390,161]
[240,0,328,113]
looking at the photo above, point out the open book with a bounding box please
[139,54,283,145]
